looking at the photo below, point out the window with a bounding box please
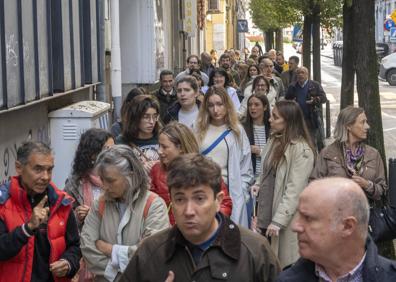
[207,0,221,14]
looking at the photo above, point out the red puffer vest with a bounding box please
[149,163,233,226]
[0,176,74,282]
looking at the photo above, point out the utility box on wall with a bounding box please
[48,100,110,188]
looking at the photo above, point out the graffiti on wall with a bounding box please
[1,126,49,184]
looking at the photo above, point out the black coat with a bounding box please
[276,237,396,282]
[163,100,201,125]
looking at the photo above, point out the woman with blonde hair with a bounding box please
[150,122,232,225]
[310,106,386,203]
[196,86,253,228]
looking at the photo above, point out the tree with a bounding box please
[341,0,394,259]
[249,0,300,50]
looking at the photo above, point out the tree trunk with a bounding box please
[312,5,321,83]
[340,1,355,109]
[265,30,274,52]
[275,28,283,53]
[352,0,394,260]
[303,14,312,75]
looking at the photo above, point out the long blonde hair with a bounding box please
[196,86,241,144]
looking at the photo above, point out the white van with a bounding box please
[379,52,396,86]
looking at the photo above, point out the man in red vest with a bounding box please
[0,141,81,282]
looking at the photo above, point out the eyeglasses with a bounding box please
[142,114,159,122]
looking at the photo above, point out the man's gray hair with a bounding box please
[95,145,148,203]
[332,187,370,240]
[17,141,52,165]
[333,106,365,143]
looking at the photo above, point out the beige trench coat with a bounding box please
[80,190,170,282]
[256,139,314,268]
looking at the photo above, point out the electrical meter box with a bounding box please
[48,100,111,188]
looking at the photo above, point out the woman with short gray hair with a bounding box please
[310,106,387,202]
[80,145,169,282]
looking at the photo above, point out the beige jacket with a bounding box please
[256,139,314,268]
[80,190,170,282]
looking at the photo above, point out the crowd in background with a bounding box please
[0,44,395,282]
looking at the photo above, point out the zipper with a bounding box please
[48,194,64,264]
[21,190,31,282]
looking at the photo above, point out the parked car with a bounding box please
[379,52,396,86]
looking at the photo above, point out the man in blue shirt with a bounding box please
[285,66,327,151]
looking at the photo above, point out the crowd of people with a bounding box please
[0,44,395,282]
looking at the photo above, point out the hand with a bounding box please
[251,145,261,155]
[165,271,175,282]
[306,98,315,104]
[251,216,258,233]
[351,175,370,190]
[251,185,260,197]
[95,239,113,257]
[28,196,50,230]
[75,205,90,222]
[266,223,280,237]
[50,259,70,277]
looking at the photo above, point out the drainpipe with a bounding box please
[96,0,106,102]
[110,0,122,120]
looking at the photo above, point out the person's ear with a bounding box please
[215,191,224,212]
[341,216,358,237]
[15,160,23,176]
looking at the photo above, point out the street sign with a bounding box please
[391,9,396,23]
[237,19,248,33]
[391,27,396,43]
[384,19,395,31]
[292,24,303,42]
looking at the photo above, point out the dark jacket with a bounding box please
[153,88,178,122]
[285,80,327,129]
[149,163,233,225]
[121,214,280,282]
[276,237,396,282]
[280,70,297,89]
[162,100,201,125]
[242,121,270,175]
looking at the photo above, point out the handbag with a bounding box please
[368,204,396,243]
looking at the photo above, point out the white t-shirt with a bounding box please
[178,105,199,129]
[201,124,229,184]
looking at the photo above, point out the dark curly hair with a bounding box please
[72,128,114,180]
[208,68,232,88]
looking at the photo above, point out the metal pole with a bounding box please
[96,0,106,102]
[326,100,330,138]
[110,0,122,120]
[389,158,396,206]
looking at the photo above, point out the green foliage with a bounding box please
[249,0,301,32]
[249,0,343,32]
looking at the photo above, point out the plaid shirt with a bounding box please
[315,252,366,282]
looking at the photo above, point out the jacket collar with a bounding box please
[6,176,73,209]
[165,213,241,262]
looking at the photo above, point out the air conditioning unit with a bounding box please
[48,101,110,188]
[207,0,221,14]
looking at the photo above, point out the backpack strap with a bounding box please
[97,192,157,220]
[98,196,106,219]
[143,192,157,220]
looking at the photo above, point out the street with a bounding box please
[284,44,396,162]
